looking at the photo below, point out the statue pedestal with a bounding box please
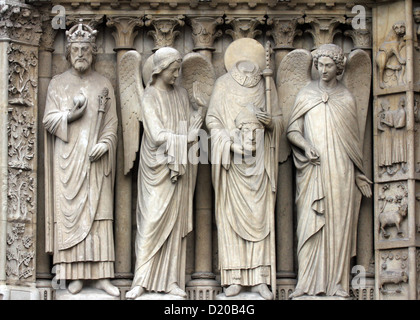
[55,288,120,300]
[215,292,265,300]
[291,295,354,301]
[135,293,186,300]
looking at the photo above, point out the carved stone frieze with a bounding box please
[225,16,266,40]
[189,17,223,52]
[267,17,304,50]
[0,3,42,45]
[377,182,408,241]
[375,21,407,89]
[377,95,408,178]
[379,249,409,297]
[66,14,104,29]
[6,222,35,282]
[7,43,38,108]
[145,15,185,51]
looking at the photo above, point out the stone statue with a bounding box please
[43,23,119,296]
[282,44,372,298]
[206,38,282,300]
[118,47,214,299]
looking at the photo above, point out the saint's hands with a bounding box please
[356,173,373,198]
[68,93,88,123]
[89,142,108,162]
[304,144,320,165]
[256,110,273,129]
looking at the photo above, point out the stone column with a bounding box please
[36,11,58,300]
[344,17,375,300]
[185,16,223,300]
[0,2,42,300]
[267,15,303,300]
[372,0,418,300]
[106,15,144,297]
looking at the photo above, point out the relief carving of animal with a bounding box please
[378,203,407,238]
[379,270,408,294]
[376,21,406,88]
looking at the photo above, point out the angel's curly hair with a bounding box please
[313,44,345,76]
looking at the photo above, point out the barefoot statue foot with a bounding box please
[225,284,242,297]
[95,279,120,297]
[252,284,274,300]
[126,286,145,300]
[168,285,187,298]
[68,280,83,294]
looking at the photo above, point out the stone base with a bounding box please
[215,292,266,300]
[134,293,186,300]
[0,285,41,300]
[55,288,120,300]
[291,295,354,301]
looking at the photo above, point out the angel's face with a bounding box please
[317,56,337,84]
[160,61,181,86]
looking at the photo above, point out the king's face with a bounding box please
[70,42,93,74]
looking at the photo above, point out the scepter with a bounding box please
[262,41,273,115]
[91,87,110,153]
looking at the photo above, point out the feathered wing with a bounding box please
[180,52,216,115]
[341,49,372,143]
[119,50,144,175]
[276,49,313,163]
[341,49,372,258]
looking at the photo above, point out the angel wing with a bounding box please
[341,49,372,143]
[119,50,144,175]
[180,52,216,115]
[276,49,313,163]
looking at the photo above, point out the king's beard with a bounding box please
[72,59,91,74]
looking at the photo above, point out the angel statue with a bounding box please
[206,38,283,300]
[117,47,215,299]
[281,43,372,299]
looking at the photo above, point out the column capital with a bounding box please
[106,15,144,51]
[304,15,346,49]
[267,16,304,50]
[0,3,42,46]
[189,16,223,52]
[225,16,266,41]
[144,14,185,52]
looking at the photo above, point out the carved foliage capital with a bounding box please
[190,17,224,51]
[145,15,185,51]
[225,16,266,41]
[267,17,304,49]
[0,4,42,45]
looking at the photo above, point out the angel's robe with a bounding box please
[131,85,195,293]
[287,80,364,296]
[206,68,282,288]
[43,70,118,280]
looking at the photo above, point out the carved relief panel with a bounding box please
[374,2,407,93]
[377,248,409,299]
[376,182,409,242]
[375,94,409,181]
